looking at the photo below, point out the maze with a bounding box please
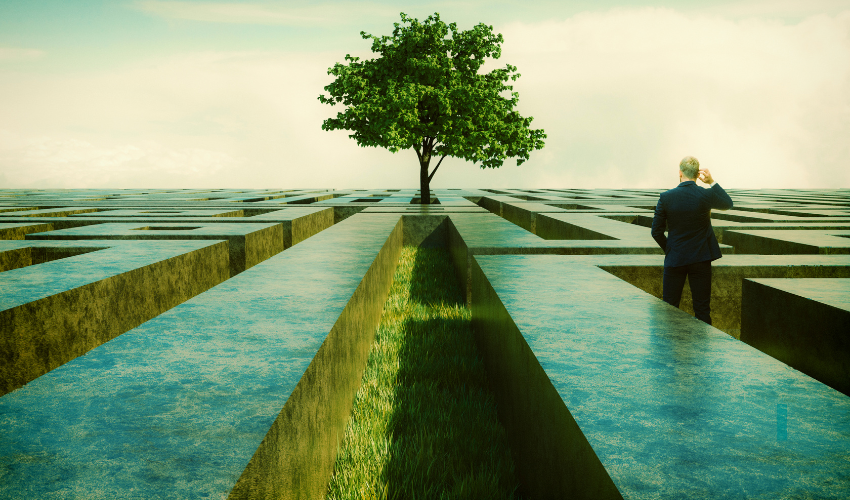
[1,187,848,499]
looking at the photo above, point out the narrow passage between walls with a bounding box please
[325,246,521,500]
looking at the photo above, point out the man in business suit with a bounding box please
[651,156,733,325]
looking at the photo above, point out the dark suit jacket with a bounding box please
[651,181,733,268]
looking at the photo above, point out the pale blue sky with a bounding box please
[1,0,848,189]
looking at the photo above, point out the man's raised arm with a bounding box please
[699,168,733,210]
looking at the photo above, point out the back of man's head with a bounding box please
[680,156,699,180]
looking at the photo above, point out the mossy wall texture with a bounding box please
[0,240,230,395]
[741,278,850,396]
[1,188,849,499]
[229,216,403,500]
[470,257,623,500]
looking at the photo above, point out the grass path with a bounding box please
[325,247,519,500]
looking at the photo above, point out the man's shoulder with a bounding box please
[661,183,694,197]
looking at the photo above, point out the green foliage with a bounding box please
[325,247,519,500]
[319,12,546,171]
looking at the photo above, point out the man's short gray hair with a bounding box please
[679,156,699,180]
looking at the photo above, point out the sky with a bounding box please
[0,0,848,190]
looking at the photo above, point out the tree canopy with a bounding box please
[319,12,546,202]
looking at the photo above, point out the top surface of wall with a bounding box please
[1,187,848,499]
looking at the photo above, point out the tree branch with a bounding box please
[428,154,447,181]
[414,144,422,162]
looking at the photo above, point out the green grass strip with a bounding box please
[325,246,520,500]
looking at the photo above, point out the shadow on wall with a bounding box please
[383,247,519,497]
[601,264,850,339]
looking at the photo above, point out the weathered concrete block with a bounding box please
[600,255,850,338]
[0,240,229,395]
[741,278,850,396]
[401,214,447,248]
[471,257,622,500]
[472,254,850,499]
[724,230,850,254]
[0,214,403,500]
[0,222,54,240]
[25,222,284,276]
[0,187,848,499]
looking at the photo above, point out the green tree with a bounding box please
[319,12,546,204]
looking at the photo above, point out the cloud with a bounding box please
[492,7,850,188]
[133,1,394,26]
[1,7,848,189]
[0,50,407,189]
[0,48,45,61]
[696,0,850,19]
[0,131,236,188]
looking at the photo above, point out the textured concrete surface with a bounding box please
[0,239,229,395]
[536,213,650,242]
[287,208,335,247]
[446,213,706,305]
[72,209,247,217]
[741,278,850,396]
[472,255,850,500]
[9,207,101,217]
[0,222,54,240]
[0,214,402,499]
[0,206,334,250]
[709,221,850,244]
[708,209,850,224]
[362,206,487,213]
[595,255,850,338]
[723,229,850,254]
[0,187,848,498]
[229,214,403,500]
[477,196,654,237]
[401,214,448,248]
[25,222,284,276]
[0,206,40,213]
[252,193,336,204]
[470,256,621,500]
[0,243,105,272]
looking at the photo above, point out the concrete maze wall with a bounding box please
[1,188,849,499]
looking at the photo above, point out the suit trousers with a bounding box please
[662,260,712,325]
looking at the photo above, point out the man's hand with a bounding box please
[698,169,715,185]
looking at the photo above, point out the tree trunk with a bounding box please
[419,159,431,205]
